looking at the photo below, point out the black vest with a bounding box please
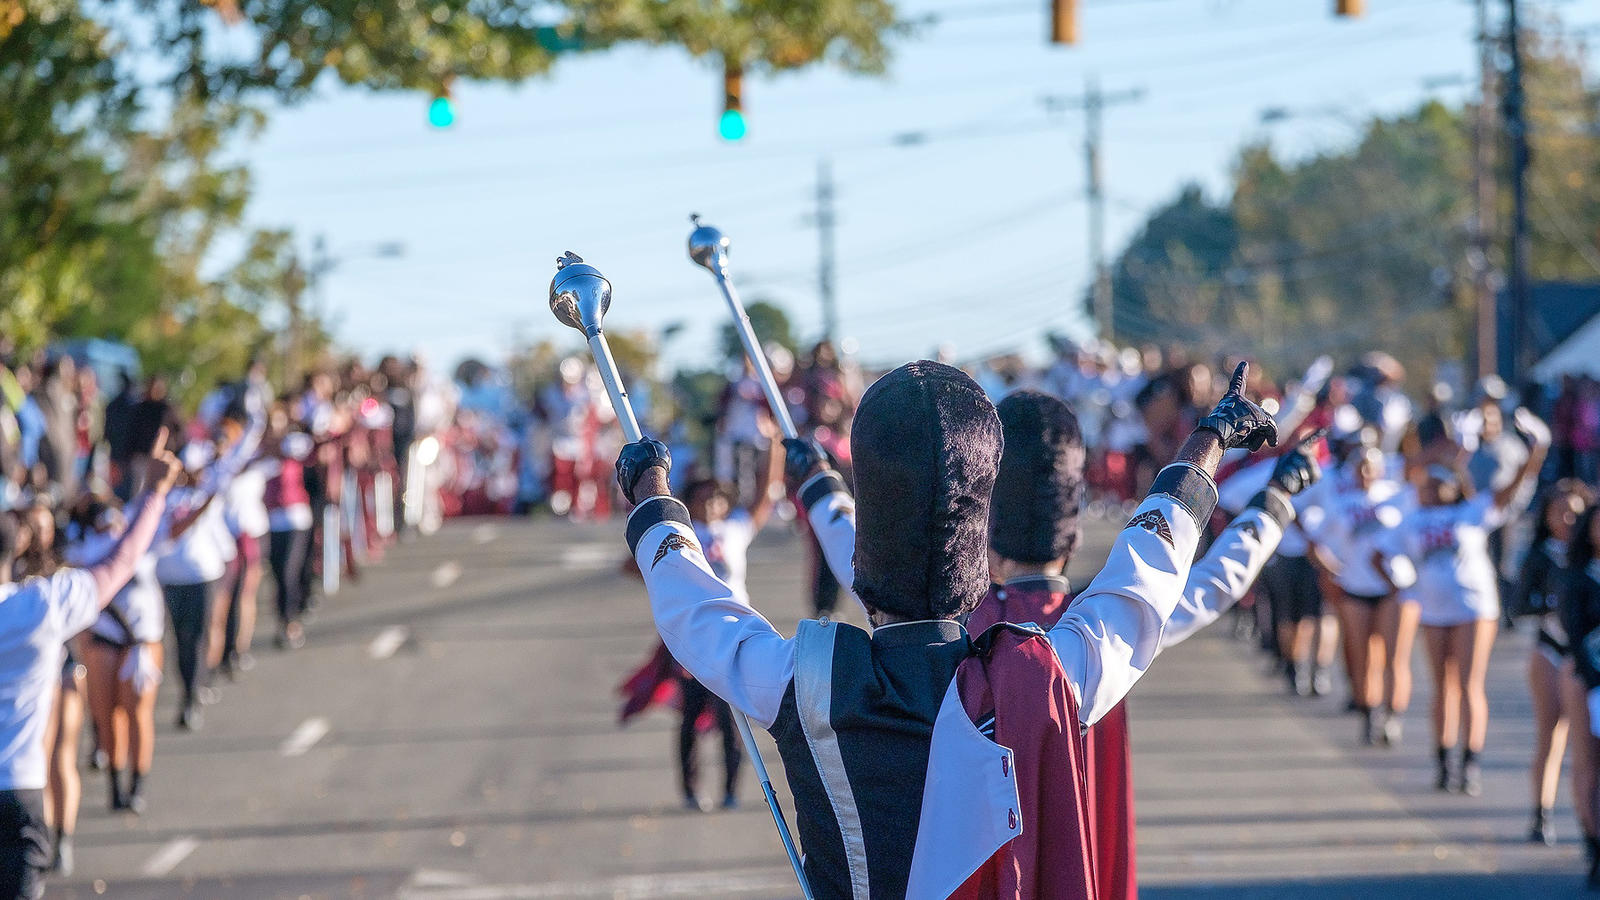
[766,618,970,900]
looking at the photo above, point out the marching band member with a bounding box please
[971,390,1319,900]
[617,359,1276,899]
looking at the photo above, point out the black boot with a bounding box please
[1458,748,1483,797]
[1435,746,1453,791]
[1529,807,1555,846]
[108,768,127,811]
[1359,706,1376,745]
[127,770,148,816]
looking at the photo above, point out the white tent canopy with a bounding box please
[1533,311,1600,381]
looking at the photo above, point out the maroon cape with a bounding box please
[950,625,1097,900]
[969,581,1138,900]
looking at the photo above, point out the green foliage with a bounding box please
[1106,29,1600,386]
[1,0,903,411]
[718,299,796,364]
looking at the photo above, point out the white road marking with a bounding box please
[558,545,613,570]
[411,870,479,888]
[141,836,199,877]
[431,561,462,588]
[471,524,499,544]
[280,717,331,757]
[399,868,794,899]
[368,626,409,660]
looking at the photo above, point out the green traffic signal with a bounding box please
[718,108,746,141]
[428,96,455,128]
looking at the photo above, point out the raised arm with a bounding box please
[746,416,785,532]
[89,431,181,607]
[617,440,795,728]
[1049,361,1279,725]
[1159,438,1322,651]
[783,438,863,611]
[1494,408,1551,512]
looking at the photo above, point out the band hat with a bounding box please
[989,391,1086,565]
[850,360,1002,621]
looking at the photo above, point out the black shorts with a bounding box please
[0,788,50,900]
[1343,590,1387,608]
[1264,555,1324,624]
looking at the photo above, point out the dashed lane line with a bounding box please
[368,625,409,660]
[280,717,331,757]
[141,836,199,877]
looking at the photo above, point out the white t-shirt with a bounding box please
[224,464,271,540]
[693,509,757,605]
[1378,495,1507,626]
[66,533,164,645]
[0,569,99,790]
[155,487,230,586]
[1302,478,1408,597]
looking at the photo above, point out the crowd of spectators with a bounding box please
[0,343,453,890]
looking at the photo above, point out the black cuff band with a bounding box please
[1149,462,1219,526]
[1247,487,1294,530]
[625,496,692,556]
[799,470,848,511]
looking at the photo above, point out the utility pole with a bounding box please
[1472,0,1498,379]
[285,256,305,380]
[1043,80,1143,344]
[1504,0,1533,378]
[816,158,839,342]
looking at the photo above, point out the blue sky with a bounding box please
[236,0,1596,374]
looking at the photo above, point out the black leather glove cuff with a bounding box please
[783,437,828,490]
[616,438,671,506]
[1247,487,1295,530]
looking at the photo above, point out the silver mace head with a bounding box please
[549,251,612,337]
[687,214,731,275]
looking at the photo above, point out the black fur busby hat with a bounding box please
[850,361,1003,620]
[989,391,1086,565]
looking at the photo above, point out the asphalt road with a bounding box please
[48,514,1591,898]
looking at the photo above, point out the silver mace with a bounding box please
[548,252,814,900]
[686,216,799,441]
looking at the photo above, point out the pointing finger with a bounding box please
[152,426,168,455]
[1229,361,1249,396]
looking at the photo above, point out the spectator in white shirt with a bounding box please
[0,433,177,900]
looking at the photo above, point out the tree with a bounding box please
[718,299,796,364]
[1102,22,1599,387]
[2,0,904,407]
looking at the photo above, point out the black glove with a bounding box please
[782,437,828,491]
[1197,361,1279,452]
[1268,439,1322,497]
[616,438,671,506]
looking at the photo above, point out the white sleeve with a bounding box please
[628,497,795,728]
[1159,500,1287,652]
[1047,462,1217,727]
[798,470,867,614]
[49,569,103,638]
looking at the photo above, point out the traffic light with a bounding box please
[1050,0,1078,45]
[1335,0,1364,16]
[428,94,455,128]
[720,62,746,141]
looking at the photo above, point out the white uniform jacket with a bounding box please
[626,461,1225,898]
